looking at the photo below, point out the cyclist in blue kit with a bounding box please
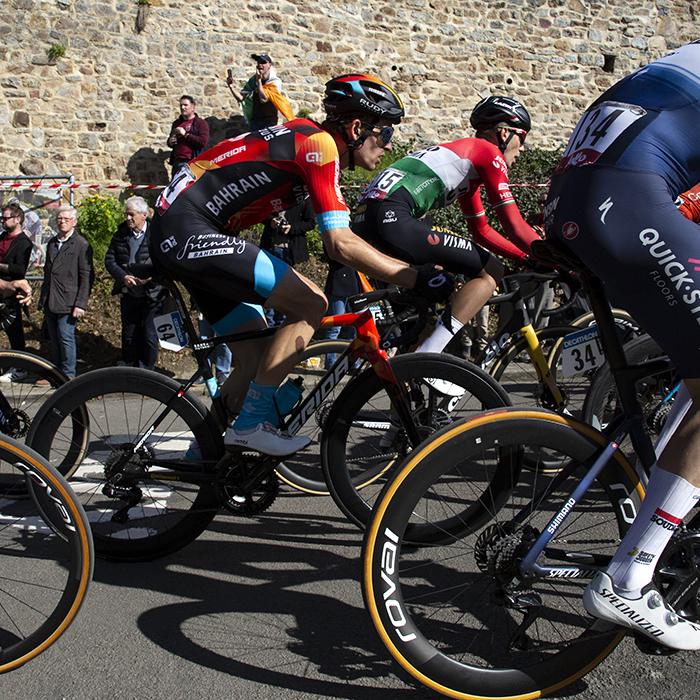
[546,40,700,650]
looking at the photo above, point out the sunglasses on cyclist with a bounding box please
[370,125,394,147]
[503,127,527,145]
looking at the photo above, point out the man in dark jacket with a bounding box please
[260,196,314,325]
[166,95,209,180]
[39,206,93,379]
[0,202,33,363]
[105,196,165,372]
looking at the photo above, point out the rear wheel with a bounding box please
[0,350,71,441]
[26,368,223,562]
[363,409,642,699]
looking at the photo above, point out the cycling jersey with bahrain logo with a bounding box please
[150,120,350,332]
[677,183,700,224]
[156,119,349,233]
[546,41,700,378]
[356,138,539,262]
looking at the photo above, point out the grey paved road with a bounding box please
[4,485,700,700]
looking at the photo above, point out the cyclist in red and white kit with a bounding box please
[353,96,542,356]
[149,74,453,456]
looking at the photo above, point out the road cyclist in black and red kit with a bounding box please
[149,74,454,458]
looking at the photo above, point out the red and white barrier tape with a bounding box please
[0,183,166,191]
[1,182,548,192]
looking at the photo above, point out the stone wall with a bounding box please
[1,0,696,187]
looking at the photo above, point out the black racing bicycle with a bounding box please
[362,240,692,699]
[25,272,510,562]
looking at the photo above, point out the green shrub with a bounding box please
[48,44,66,62]
[76,194,125,260]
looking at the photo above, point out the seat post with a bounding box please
[580,272,628,372]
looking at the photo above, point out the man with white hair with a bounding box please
[105,196,165,371]
[38,205,93,379]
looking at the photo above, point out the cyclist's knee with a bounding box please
[267,273,327,327]
[482,256,504,288]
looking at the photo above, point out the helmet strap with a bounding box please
[494,125,515,154]
[342,121,376,171]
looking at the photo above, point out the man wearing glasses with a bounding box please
[38,206,93,379]
[0,203,33,379]
[353,95,542,356]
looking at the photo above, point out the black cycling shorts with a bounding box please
[149,208,288,335]
[353,187,493,277]
[547,166,700,379]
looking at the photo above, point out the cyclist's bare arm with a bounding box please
[323,226,418,288]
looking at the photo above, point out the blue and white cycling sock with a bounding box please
[231,381,277,432]
[417,315,464,354]
[606,465,700,595]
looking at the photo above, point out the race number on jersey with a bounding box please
[554,101,646,175]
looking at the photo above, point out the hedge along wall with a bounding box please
[1,0,696,186]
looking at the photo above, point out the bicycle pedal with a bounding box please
[633,631,679,656]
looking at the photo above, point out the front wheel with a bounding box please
[26,368,223,562]
[363,409,643,699]
[322,353,511,530]
[0,436,93,672]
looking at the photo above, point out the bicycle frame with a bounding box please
[106,282,423,484]
[516,271,668,581]
[474,273,569,408]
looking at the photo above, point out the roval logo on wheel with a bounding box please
[562,221,579,240]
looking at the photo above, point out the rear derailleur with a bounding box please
[475,521,542,650]
[102,443,153,524]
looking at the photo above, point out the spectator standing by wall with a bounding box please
[260,197,314,325]
[167,95,210,179]
[226,53,294,131]
[105,196,166,372]
[0,202,33,371]
[38,206,93,379]
[322,257,362,370]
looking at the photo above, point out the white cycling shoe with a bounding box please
[224,421,310,456]
[583,572,700,650]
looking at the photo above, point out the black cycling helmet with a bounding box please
[470,96,531,133]
[323,73,405,124]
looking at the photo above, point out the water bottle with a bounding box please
[266,376,304,427]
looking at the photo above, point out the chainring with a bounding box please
[215,452,278,516]
[655,529,700,621]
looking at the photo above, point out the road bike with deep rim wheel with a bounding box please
[26,283,510,562]
[362,240,692,699]
[0,434,93,673]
